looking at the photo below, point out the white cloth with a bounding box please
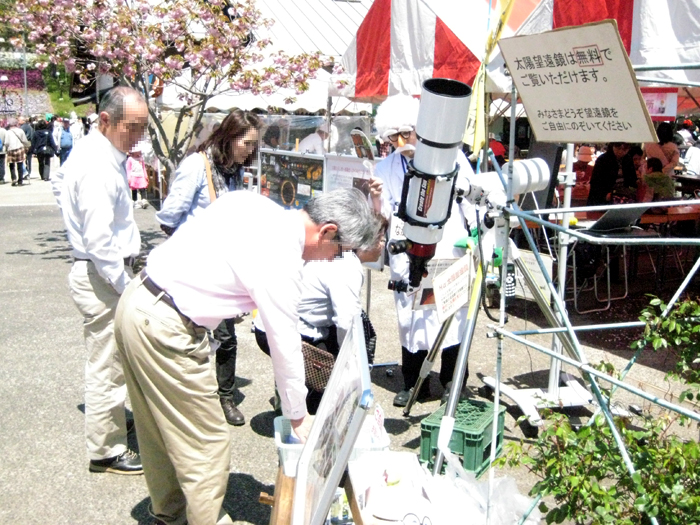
[70,121,84,143]
[297,131,326,154]
[683,145,700,176]
[52,122,63,151]
[4,127,29,151]
[678,128,694,146]
[296,251,364,346]
[146,191,309,419]
[58,131,140,294]
[374,150,474,353]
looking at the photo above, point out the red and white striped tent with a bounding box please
[331,0,700,114]
[330,0,541,103]
[552,0,700,115]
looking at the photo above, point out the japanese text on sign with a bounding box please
[498,21,655,144]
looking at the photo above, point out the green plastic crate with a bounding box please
[420,399,506,477]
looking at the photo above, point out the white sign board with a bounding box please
[293,315,372,525]
[432,255,474,325]
[641,88,678,122]
[498,20,656,144]
[324,155,372,195]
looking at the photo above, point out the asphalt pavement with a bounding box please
[0,166,691,524]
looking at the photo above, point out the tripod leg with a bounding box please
[403,314,454,416]
[432,266,483,475]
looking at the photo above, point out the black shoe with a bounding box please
[89,449,143,475]
[440,381,469,405]
[393,383,431,407]
[221,398,245,426]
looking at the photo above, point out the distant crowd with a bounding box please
[0,111,99,185]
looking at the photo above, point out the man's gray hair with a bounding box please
[304,188,380,251]
[99,86,146,124]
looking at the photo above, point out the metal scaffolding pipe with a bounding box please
[523,200,700,216]
[493,326,700,423]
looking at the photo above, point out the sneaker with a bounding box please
[89,449,143,475]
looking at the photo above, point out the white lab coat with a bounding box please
[297,132,325,155]
[374,150,476,353]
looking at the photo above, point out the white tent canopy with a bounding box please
[160,0,373,114]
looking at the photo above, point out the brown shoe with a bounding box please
[221,398,245,426]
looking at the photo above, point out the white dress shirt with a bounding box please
[297,132,326,155]
[374,150,474,352]
[296,251,364,347]
[59,131,141,294]
[683,145,700,176]
[146,191,309,419]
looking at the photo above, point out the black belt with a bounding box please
[74,256,136,267]
[139,269,188,320]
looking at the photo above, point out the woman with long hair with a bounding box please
[155,109,261,427]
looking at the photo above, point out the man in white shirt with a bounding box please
[59,86,149,475]
[373,94,475,407]
[297,121,329,154]
[114,189,379,525]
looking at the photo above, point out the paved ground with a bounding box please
[0,168,696,524]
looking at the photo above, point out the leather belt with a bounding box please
[139,269,187,320]
[74,256,136,267]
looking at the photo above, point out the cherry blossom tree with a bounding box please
[3,0,322,175]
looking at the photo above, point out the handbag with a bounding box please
[301,341,335,392]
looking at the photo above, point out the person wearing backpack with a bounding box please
[59,120,74,165]
[30,119,58,181]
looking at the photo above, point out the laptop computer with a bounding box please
[586,206,649,233]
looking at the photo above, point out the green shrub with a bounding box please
[501,410,699,524]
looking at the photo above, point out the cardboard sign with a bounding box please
[432,255,473,325]
[499,20,656,144]
[514,250,553,303]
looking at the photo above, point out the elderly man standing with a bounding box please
[58,86,149,475]
[115,188,379,525]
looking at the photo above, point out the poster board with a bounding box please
[431,255,474,325]
[259,149,324,210]
[640,87,678,122]
[324,155,383,271]
[292,315,373,525]
[412,258,466,312]
[324,155,373,196]
[498,20,656,144]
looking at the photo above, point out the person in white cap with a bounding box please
[298,121,330,154]
[373,94,476,407]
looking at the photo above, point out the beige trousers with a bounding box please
[69,260,130,460]
[115,277,233,525]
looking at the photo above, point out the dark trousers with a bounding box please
[0,154,6,182]
[59,148,72,165]
[37,153,52,181]
[9,162,24,184]
[401,344,467,391]
[25,151,32,175]
[213,318,237,401]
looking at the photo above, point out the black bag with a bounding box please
[361,310,377,365]
[301,341,335,392]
